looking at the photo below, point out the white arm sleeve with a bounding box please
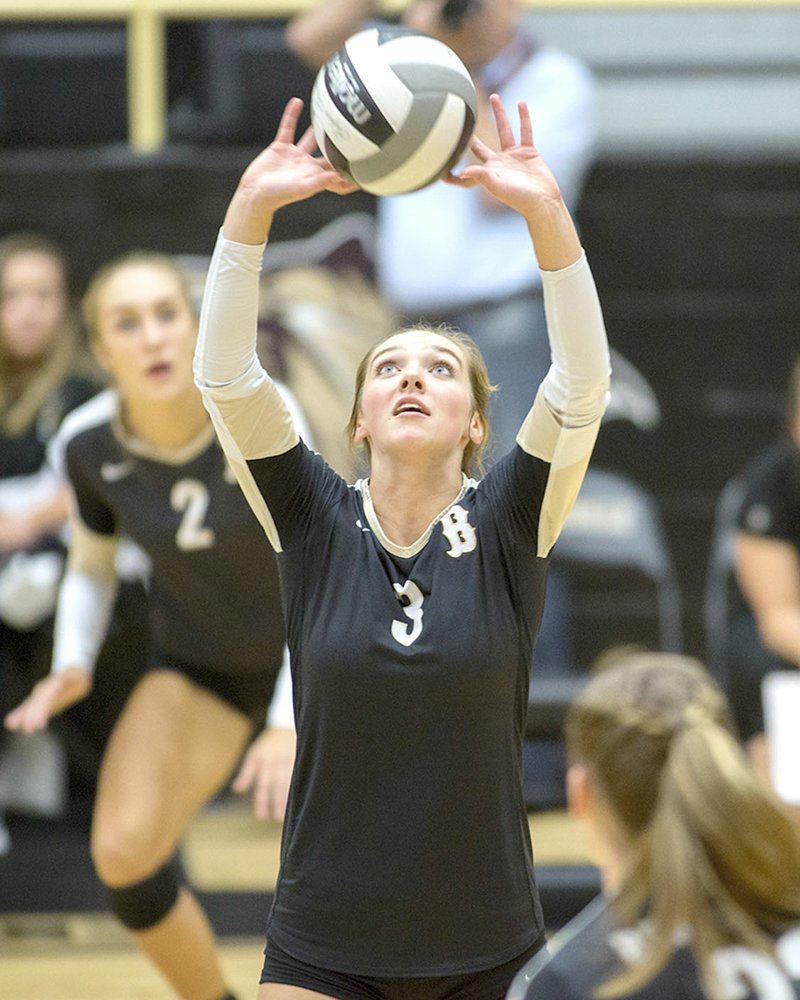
[538,251,610,431]
[517,252,611,556]
[266,646,295,729]
[195,232,303,550]
[51,511,119,676]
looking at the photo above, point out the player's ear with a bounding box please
[468,411,484,445]
[353,412,368,443]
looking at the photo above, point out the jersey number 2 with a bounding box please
[172,479,215,551]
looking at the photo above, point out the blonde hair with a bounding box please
[0,232,91,436]
[566,650,800,999]
[82,250,196,342]
[345,322,497,478]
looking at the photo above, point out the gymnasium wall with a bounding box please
[1,2,799,661]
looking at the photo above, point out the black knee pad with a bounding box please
[105,854,183,931]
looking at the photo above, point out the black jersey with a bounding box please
[195,234,610,981]
[724,439,800,739]
[524,896,800,1000]
[62,390,285,676]
[248,439,550,976]
[0,375,99,481]
[737,439,800,549]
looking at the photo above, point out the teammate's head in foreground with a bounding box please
[565,648,800,998]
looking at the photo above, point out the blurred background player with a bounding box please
[0,232,102,853]
[730,355,800,793]
[5,250,301,1000]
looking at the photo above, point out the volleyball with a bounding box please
[310,25,478,197]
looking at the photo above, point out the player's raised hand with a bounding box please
[447,94,582,270]
[224,98,358,244]
[4,666,93,734]
[447,95,561,213]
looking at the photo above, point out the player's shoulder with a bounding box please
[58,388,119,450]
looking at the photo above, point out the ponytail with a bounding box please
[566,652,800,1000]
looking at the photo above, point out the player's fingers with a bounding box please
[4,705,23,731]
[297,125,318,154]
[231,754,256,793]
[325,175,360,195]
[489,93,515,148]
[252,778,272,820]
[276,97,304,143]
[253,767,282,820]
[443,171,479,188]
[518,101,534,148]
[469,135,492,163]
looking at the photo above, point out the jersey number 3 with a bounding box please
[392,580,424,647]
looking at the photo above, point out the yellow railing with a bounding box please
[0,0,792,153]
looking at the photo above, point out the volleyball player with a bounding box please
[194,94,610,999]
[514,650,800,1000]
[5,251,302,1000]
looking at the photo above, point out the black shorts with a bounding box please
[260,935,546,1000]
[149,651,276,730]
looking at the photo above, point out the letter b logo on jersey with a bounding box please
[442,505,476,558]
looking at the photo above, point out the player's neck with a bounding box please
[122,390,209,450]
[367,461,465,548]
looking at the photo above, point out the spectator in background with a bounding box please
[514,650,800,1000]
[0,232,102,852]
[6,250,299,1000]
[731,356,800,788]
[286,0,597,458]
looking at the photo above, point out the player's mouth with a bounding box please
[146,361,173,380]
[393,397,429,416]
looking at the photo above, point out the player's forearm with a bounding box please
[195,230,265,388]
[223,186,277,248]
[28,483,70,539]
[539,253,610,428]
[51,568,118,677]
[524,197,583,273]
[52,510,119,676]
[755,607,800,669]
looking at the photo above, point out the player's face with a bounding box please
[0,251,67,361]
[354,329,484,461]
[92,263,197,403]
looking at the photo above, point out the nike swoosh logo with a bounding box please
[100,460,134,482]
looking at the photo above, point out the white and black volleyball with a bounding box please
[310,24,477,197]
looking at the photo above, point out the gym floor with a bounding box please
[0,801,596,999]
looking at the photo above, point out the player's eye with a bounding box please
[431,360,455,376]
[115,315,139,332]
[375,360,399,375]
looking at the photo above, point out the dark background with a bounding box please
[1,16,798,669]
